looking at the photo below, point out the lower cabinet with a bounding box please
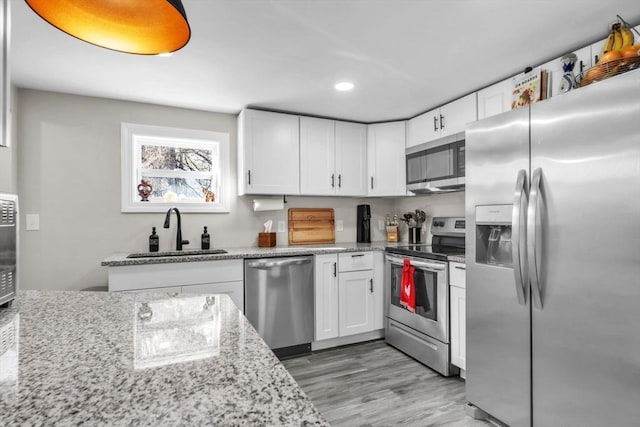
[338,269,375,336]
[107,259,245,313]
[314,252,383,343]
[449,261,466,372]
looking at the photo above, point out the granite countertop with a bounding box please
[0,291,328,426]
[102,241,392,267]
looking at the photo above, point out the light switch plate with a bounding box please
[336,219,344,232]
[277,221,286,233]
[378,219,385,231]
[26,214,40,231]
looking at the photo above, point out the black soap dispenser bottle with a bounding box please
[201,226,210,250]
[149,227,159,252]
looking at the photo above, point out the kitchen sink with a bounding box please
[127,249,227,258]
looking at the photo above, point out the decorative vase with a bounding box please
[137,179,153,202]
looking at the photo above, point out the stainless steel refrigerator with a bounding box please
[465,68,640,427]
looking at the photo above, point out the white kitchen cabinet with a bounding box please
[406,108,439,148]
[300,117,366,196]
[314,251,382,342]
[108,259,245,312]
[449,261,466,372]
[477,78,513,120]
[181,281,244,313]
[237,109,300,195]
[406,93,477,147]
[335,121,367,196]
[314,254,339,341]
[367,121,407,196]
[338,269,375,337]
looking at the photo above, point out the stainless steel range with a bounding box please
[384,216,465,376]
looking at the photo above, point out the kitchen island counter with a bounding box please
[0,291,327,426]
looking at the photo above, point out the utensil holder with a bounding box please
[409,227,421,244]
[386,226,398,242]
[258,232,276,247]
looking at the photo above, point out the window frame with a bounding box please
[121,123,230,213]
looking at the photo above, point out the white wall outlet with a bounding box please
[336,219,344,232]
[277,220,286,233]
[378,219,385,231]
[26,214,40,231]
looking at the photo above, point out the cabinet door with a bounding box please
[338,270,375,337]
[406,110,437,148]
[239,109,300,195]
[367,121,407,197]
[314,254,339,341]
[372,252,384,330]
[477,78,513,120]
[590,36,607,67]
[182,281,244,314]
[450,285,466,370]
[335,121,367,196]
[440,93,477,136]
[300,116,336,195]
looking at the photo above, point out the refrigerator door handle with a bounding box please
[528,167,544,309]
[512,169,528,305]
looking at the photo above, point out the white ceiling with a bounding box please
[10,0,640,123]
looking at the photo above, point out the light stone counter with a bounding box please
[102,242,391,267]
[0,291,328,426]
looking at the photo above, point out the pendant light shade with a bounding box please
[25,0,191,55]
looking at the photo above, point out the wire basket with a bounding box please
[579,55,640,87]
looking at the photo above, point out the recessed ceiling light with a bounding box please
[334,82,354,91]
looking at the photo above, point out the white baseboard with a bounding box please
[311,329,384,351]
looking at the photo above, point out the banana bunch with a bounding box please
[602,22,635,55]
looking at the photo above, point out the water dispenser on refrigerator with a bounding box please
[475,205,514,267]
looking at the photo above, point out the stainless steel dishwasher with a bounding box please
[244,256,314,357]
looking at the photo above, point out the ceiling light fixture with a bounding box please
[334,82,354,91]
[25,0,191,55]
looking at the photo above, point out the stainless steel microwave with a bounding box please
[406,131,465,194]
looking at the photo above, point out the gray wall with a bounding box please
[0,85,18,193]
[17,89,400,291]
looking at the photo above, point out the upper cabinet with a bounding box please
[367,121,406,196]
[300,117,367,196]
[477,78,513,120]
[406,93,477,148]
[238,109,300,195]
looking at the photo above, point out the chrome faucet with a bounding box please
[163,207,190,250]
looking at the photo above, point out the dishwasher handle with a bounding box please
[246,257,312,269]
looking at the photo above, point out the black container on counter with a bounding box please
[201,226,210,250]
[149,227,159,252]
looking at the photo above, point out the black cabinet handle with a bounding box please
[433,116,438,131]
[371,176,374,190]
[440,114,445,130]
[248,170,251,185]
[333,262,337,277]
[351,254,365,258]
[369,278,373,293]
[579,60,584,73]
[331,174,335,188]
[454,265,466,270]
[338,174,342,188]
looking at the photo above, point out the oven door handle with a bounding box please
[385,255,446,271]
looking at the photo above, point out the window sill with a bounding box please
[122,202,229,214]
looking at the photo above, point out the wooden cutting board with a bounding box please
[288,208,335,245]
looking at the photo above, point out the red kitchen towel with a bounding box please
[400,258,416,313]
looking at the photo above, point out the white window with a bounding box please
[121,123,230,213]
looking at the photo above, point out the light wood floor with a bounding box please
[281,340,492,427]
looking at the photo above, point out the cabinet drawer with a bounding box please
[338,252,374,272]
[449,261,466,288]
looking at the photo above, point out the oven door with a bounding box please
[385,253,449,343]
